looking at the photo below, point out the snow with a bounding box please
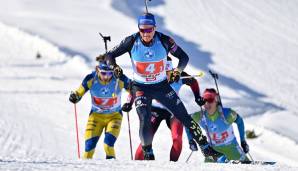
[1,0,298,170]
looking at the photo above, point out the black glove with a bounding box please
[201,144,225,161]
[69,91,81,104]
[241,140,249,153]
[195,96,206,106]
[189,139,198,151]
[169,69,181,84]
[112,65,123,79]
[96,54,105,62]
[121,103,133,112]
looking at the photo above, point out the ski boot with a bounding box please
[142,145,155,160]
[189,120,225,161]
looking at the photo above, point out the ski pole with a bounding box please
[99,33,111,53]
[180,71,205,79]
[209,70,223,107]
[144,0,152,13]
[99,33,120,98]
[127,112,133,160]
[248,152,254,162]
[186,151,193,163]
[74,104,81,159]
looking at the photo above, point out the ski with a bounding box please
[229,160,276,165]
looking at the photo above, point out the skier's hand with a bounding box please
[189,139,198,151]
[169,68,181,84]
[96,54,105,62]
[121,103,133,112]
[195,96,206,106]
[241,140,249,153]
[112,65,123,79]
[69,91,81,104]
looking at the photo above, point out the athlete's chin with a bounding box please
[143,37,153,42]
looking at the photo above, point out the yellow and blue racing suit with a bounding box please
[75,71,130,159]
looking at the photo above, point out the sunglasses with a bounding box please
[204,98,215,103]
[139,27,154,33]
[100,71,113,76]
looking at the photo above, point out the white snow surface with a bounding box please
[1,0,298,170]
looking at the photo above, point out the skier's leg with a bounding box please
[169,117,183,162]
[134,143,144,160]
[132,84,155,160]
[84,112,105,159]
[213,143,250,161]
[134,106,164,160]
[104,112,122,159]
[151,106,167,135]
[132,85,153,146]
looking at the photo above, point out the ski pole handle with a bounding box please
[209,70,218,80]
[180,71,204,79]
[208,70,223,106]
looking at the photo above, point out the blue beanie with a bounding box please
[138,13,156,27]
[98,62,112,71]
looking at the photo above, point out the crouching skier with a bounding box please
[69,61,131,159]
[186,88,250,162]
[102,12,224,160]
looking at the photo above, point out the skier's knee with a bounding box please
[85,136,99,152]
[104,132,117,147]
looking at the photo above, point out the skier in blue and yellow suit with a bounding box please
[69,61,131,159]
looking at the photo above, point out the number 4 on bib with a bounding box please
[136,60,164,75]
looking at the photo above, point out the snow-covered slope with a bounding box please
[0,0,298,170]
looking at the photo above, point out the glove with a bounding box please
[241,140,249,153]
[169,68,181,84]
[69,91,81,104]
[189,139,198,151]
[121,103,133,112]
[201,144,225,161]
[112,65,123,79]
[96,54,105,62]
[195,96,206,106]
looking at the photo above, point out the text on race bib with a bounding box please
[135,60,164,75]
[93,97,117,109]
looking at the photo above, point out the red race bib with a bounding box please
[93,97,117,108]
[135,60,164,75]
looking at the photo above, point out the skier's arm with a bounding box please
[234,114,246,142]
[75,72,95,97]
[181,71,201,98]
[105,35,135,67]
[226,108,245,142]
[160,34,189,71]
[118,74,132,91]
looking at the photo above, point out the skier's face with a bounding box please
[139,25,155,43]
[98,70,113,82]
[204,98,217,113]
